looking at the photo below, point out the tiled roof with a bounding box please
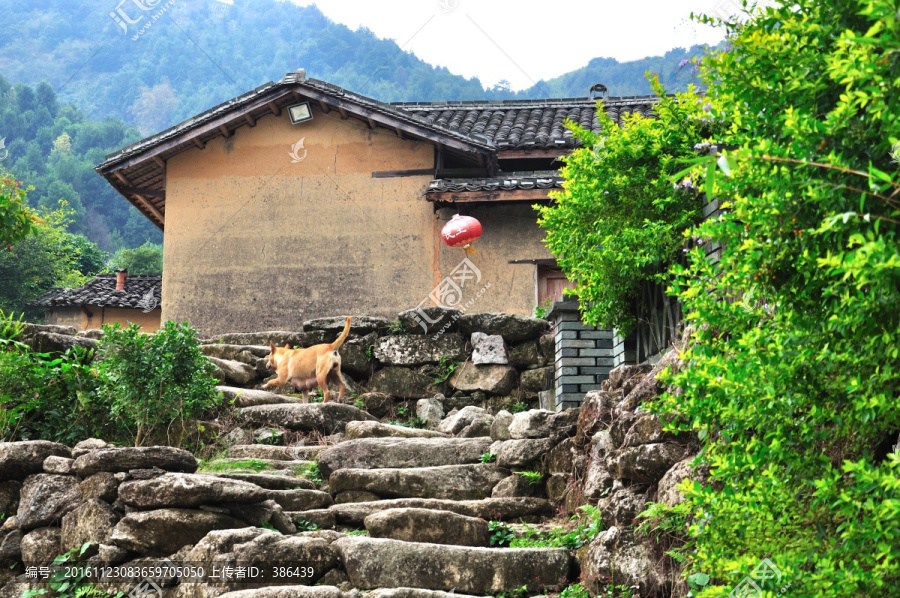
[31,275,161,309]
[393,97,658,151]
[427,171,564,193]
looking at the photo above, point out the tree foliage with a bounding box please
[109,242,163,275]
[537,78,718,332]
[540,0,900,595]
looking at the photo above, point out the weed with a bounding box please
[293,462,322,485]
[510,505,603,550]
[480,452,497,463]
[260,520,281,534]
[387,320,404,334]
[559,584,590,598]
[510,401,528,414]
[514,470,545,485]
[433,355,460,384]
[365,344,375,360]
[27,542,113,598]
[345,530,368,536]
[295,519,319,531]
[395,405,408,418]
[488,521,516,547]
[533,298,555,319]
[354,399,365,410]
[0,310,25,344]
[198,459,271,473]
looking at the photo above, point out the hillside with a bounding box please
[0,0,709,133]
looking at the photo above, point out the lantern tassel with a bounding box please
[463,245,478,254]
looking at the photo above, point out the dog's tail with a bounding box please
[330,316,352,350]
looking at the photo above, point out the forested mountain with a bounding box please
[0,0,709,134]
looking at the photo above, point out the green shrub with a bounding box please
[487,521,516,547]
[513,470,545,485]
[510,505,603,550]
[96,321,219,446]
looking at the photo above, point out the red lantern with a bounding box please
[441,214,482,253]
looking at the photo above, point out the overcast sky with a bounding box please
[287,0,732,90]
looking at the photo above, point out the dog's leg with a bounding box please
[302,390,309,404]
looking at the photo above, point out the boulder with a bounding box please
[338,341,372,378]
[118,473,268,508]
[304,316,389,339]
[457,313,550,343]
[60,499,120,551]
[491,475,542,499]
[508,409,555,439]
[374,335,466,366]
[329,464,509,501]
[289,509,335,530]
[619,348,683,412]
[470,333,508,365]
[210,473,315,491]
[343,421,445,440]
[73,446,197,477]
[334,490,380,504]
[254,427,285,445]
[449,363,517,396]
[519,367,552,393]
[545,438,577,474]
[369,591,482,598]
[335,536,570,593]
[174,527,339,598]
[496,439,553,469]
[217,386,303,408]
[239,403,375,434]
[457,419,492,438]
[599,487,648,528]
[329,497,552,526]
[575,391,620,447]
[17,474,83,530]
[209,357,259,386]
[608,442,685,484]
[318,437,491,478]
[201,344,270,362]
[398,307,462,334]
[415,398,444,430]
[78,329,105,339]
[22,323,77,340]
[72,438,110,458]
[656,457,706,508]
[545,473,570,504]
[42,456,73,475]
[0,481,21,515]
[0,529,22,563]
[608,411,637,449]
[29,332,97,356]
[20,527,60,566]
[110,509,247,556]
[220,499,296,534]
[607,364,653,391]
[0,441,72,481]
[79,472,120,502]
[364,508,489,547]
[487,416,513,447]
[264,489,332,511]
[578,526,660,595]
[583,462,614,502]
[349,393,393,419]
[622,413,677,447]
[368,368,441,399]
[437,405,492,436]
[508,340,542,369]
[226,445,324,461]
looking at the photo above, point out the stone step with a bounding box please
[343,421,447,440]
[216,586,344,598]
[318,437,491,478]
[287,509,335,530]
[335,536,570,594]
[240,403,376,434]
[201,344,270,360]
[217,386,304,408]
[211,473,316,491]
[200,458,314,475]
[265,489,332,511]
[226,445,325,461]
[367,590,481,598]
[328,464,510,501]
[209,357,259,387]
[328,497,552,526]
[364,507,489,547]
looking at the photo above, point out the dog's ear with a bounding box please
[284,344,290,349]
[269,341,276,352]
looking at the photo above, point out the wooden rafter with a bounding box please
[425,189,554,203]
[244,114,256,127]
[218,125,232,138]
[268,101,281,116]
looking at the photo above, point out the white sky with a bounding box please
[286,0,732,90]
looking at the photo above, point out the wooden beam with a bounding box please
[132,194,165,229]
[218,125,232,138]
[435,168,490,178]
[113,172,131,186]
[152,156,165,168]
[337,107,349,120]
[120,186,165,198]
[318,100,330,113]
[372,168,434,179]
[498,149,569,159]
[244,114,256,127]
[394,127,405,139]
[193,138,206,150]
[425,189,555,203]
[366,117,377,130]
[268,101,281,116]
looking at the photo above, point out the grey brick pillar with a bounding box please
[544,300,636,411]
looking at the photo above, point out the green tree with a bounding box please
[0,175,39,250]
[109,242,163,275]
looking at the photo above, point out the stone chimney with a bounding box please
[115,269,127,292]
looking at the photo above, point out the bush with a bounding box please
[97,321,219,446]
